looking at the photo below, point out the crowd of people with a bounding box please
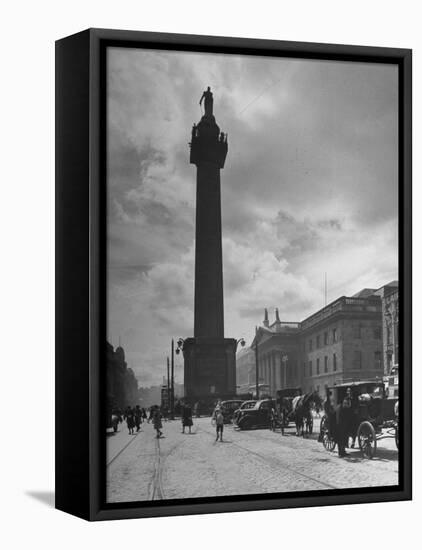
[110,400,228,442]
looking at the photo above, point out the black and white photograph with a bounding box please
[105,46,401,504]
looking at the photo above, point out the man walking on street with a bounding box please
[335,397,352,457]
[215,407,224,442]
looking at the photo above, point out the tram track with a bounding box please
[108,419,397,502]
[106,431,142,467]
[198,422,340,491]
[149,436,187,500]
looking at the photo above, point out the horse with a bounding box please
[292,392,317,437]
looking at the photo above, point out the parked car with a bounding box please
[233,400,257,424]
[219,400,245,423]
[235,399,275,430]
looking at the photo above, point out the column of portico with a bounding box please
[271,351,277,396]
[275,352,282,391]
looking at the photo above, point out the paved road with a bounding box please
[106,417,398,503]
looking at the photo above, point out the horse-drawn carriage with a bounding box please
[276,388,302,429]
[275,388,319,435]
[319,380,398,458]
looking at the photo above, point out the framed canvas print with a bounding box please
[55,28,412,521]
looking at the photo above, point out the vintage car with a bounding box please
[219,400,245,423]
[232,400,257,424]
[234,399,275,430]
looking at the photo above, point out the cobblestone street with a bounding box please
[107,416,398,503]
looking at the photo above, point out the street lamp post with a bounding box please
[167,356,170,414]
[171,339,175,419]
[236,338,246,349]
[254,326,259,400]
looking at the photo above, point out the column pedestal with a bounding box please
[183,337,237,401]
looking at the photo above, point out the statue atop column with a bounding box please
[199,86,213,117]
[191,87,227,168]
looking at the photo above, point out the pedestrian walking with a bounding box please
[134,405,142,432]
[125,406,135,435]
[214,407,224,442]
[152,407,163,438]
[269,405,277,431]
[334,397,352,457]
[182,403,193,434]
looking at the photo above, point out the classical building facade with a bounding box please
[237,282,398,398]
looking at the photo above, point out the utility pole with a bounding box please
[167,356,170,414]
[255,326,259,400]
[171,338,175,419]
[324,272,328,307]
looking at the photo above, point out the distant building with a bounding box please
[238,282,398,398]
[236,346,256,394]
[374,281,399,375]
[106,342,139,414]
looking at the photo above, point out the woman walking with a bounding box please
[152,407,163,438]
[125,406,135,435]
[182,403,193,434]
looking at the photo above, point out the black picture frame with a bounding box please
[55,28,412,521]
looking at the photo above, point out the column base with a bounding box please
[183,337,237,401]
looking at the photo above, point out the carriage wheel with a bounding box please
[320,416,336,452]
[358,421,377,459]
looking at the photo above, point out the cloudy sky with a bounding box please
[107,47,398,387]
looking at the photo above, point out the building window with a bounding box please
[374,351,382,369]
[324,356,328,373]
[309,360,312,376]
[309,339,313,351]
[387,325,392,344]
[316,358,320,375]
[373,327,381,339]
[353,350,362,369]
[324,332,328,345]
[333,353,337,371]
[332,328,337,343]
[316,335,320,348]
[353,325,361,339]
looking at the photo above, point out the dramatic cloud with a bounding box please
[106,48,398,386]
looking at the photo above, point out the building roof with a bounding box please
[352,288,377,298]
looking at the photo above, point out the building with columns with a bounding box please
[249,308,301,398]
[238,282,398,398]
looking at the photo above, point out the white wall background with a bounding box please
[0,0,419,547]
